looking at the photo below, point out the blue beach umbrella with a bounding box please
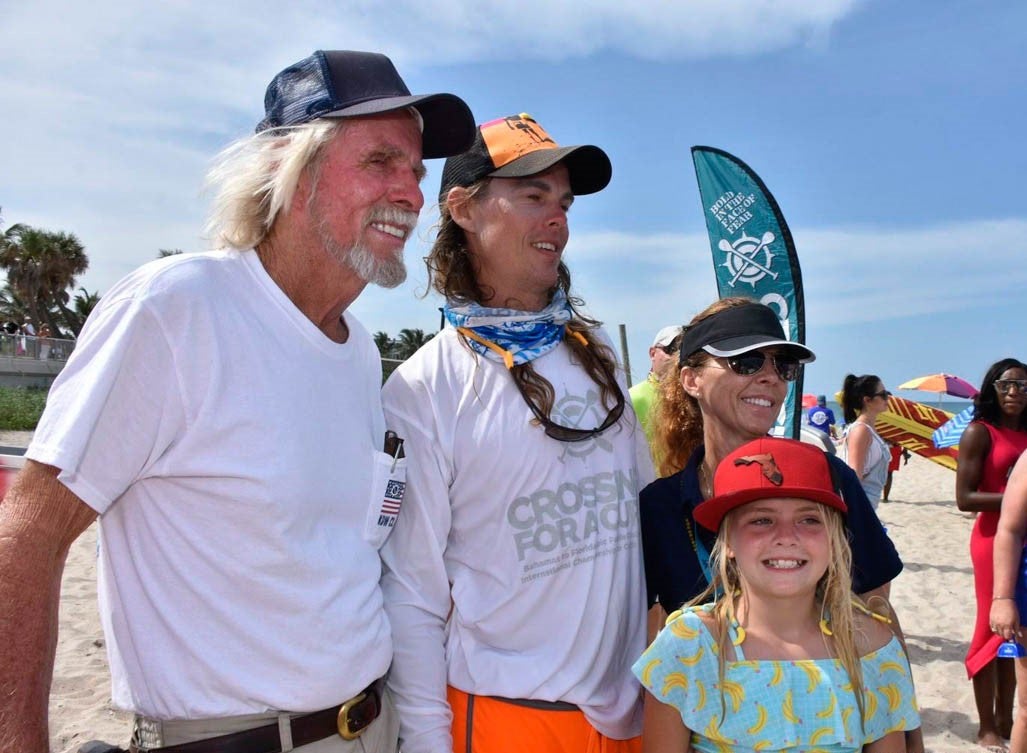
[933,405,975,449]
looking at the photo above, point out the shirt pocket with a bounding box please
[363,450,407,549]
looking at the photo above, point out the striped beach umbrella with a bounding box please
[933,405,975,449]
[899,373,979,400]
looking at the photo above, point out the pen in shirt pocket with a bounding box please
[384,430,405,470]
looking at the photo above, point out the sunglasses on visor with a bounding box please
[717,351,803,382]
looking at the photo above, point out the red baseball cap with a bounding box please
[693,437,847,532]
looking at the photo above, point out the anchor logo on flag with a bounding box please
[718,231,778,289]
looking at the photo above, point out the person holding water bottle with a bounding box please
[958,358,1027,750]
[987,368,1027,753]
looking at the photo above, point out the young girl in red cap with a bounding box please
[633,437,919,752]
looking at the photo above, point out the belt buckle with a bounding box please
[337,691,369,741]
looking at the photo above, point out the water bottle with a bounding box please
[997,546,1027,658]
[997,640,1026,658]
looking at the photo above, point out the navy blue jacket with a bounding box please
[640,446,903,612]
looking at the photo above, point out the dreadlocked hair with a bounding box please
[684,504,867,732]
[426,179,622,418]
[653,297,756,476]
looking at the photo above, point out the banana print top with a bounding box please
[632,605,919,752]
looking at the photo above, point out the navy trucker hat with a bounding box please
[256,50,475,159]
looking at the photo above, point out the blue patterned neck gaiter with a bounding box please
[444,290,572,366]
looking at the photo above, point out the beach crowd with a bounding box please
[1,48,1025,753]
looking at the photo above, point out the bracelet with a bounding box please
[993,597,1016,602]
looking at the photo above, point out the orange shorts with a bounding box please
[448,686,641,753]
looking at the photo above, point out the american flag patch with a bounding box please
[378,480,405,523]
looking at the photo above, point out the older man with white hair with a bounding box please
[0,50,474,753]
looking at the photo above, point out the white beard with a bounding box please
[336,237,407,289]
[313,202,410,289]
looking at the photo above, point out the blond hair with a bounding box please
[204,120,346,250]
[688,503,867,728]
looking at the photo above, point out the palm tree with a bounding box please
[0,223,88,337]
[0,282,30,325]
[373,331,395,359]
[62,287,101,336]
[394,328,430,359]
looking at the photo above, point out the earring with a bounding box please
[819,607,833,636]
[730,616,746,645]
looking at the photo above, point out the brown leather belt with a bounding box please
[130,680,383,753]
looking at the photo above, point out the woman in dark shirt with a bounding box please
[640,298,903,616]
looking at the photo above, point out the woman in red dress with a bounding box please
[957,357,1027,750]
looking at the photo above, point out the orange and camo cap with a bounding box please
[439,113,611,200]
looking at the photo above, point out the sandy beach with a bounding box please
[12,430,994,752]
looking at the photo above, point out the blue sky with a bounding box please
[2,0,1024,400]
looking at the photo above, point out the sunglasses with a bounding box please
[872,390,892,400]
[458,326,626,443]
[717,352,803,382]
[517,373,626,442]
[995,379,1027,395]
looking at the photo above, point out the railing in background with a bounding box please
[0,333,76,362]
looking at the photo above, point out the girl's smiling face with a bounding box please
[725,498,831,600]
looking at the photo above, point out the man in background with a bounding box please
[629,325,683,445]
[807,393,838,440]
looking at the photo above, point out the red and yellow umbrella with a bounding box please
[897,373,979,400]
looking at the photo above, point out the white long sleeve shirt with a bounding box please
[380,326,653,753]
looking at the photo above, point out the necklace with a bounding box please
[698,461,714,500]
[684,516,714,586]
[682,467,714,586]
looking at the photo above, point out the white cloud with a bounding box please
[791,220,1027,324]
[568,218,1027,329]
[1,0,1008,395]
[0,0,866,291]
[340,216,1027,391]
[538,219,1027,384]
[382,0,862,62]
[2,1,864,73]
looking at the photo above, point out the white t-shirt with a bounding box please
[28,249,396,719]
[380,326,653,753]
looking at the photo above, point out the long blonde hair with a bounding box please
[205,120,347,250]
[687,503,867,727]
